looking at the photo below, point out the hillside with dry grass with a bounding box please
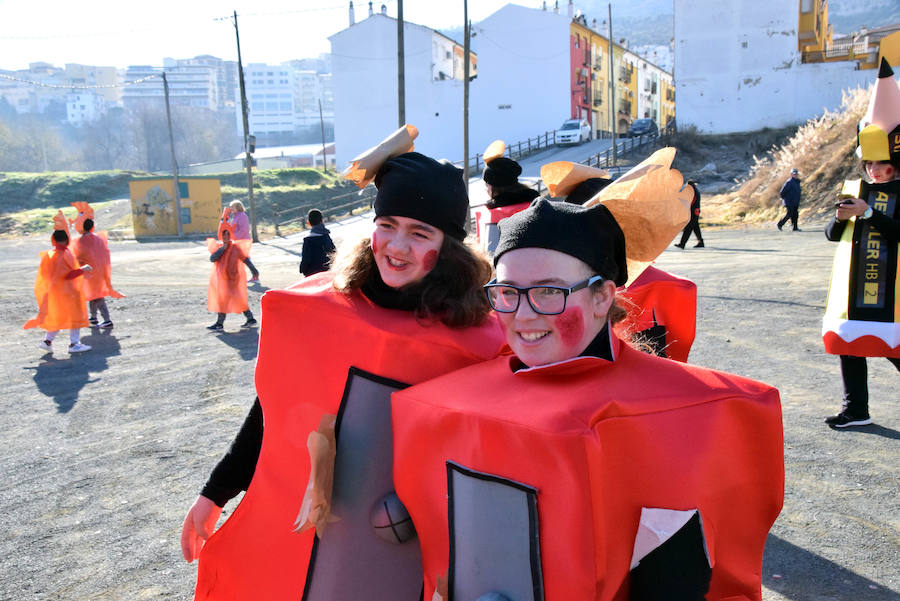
[697,87,871,226]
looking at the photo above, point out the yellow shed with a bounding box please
[129,176,222,237]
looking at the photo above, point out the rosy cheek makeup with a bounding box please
[423,250,438,272]
[554,307,585,347]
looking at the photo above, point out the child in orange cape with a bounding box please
[25,222,93,354]
[72,217,124,328]
[206,209,256,331]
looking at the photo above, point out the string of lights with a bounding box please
[0,72,162,89]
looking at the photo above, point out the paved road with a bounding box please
[2,222,897,600]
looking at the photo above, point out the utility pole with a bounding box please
[233,10,259,243]
[463,1,470,200]
[397,0,405,126]
[319,98,328,173]
[608,3,617,164]
[162,72,183,238]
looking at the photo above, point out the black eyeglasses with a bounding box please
[484,275,605,315]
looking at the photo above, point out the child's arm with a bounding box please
[64,264,92,279]
[209,246,226,263]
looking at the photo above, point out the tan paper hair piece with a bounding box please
[52,210,68,231]
[293,414,340,537]
[483,140,506,164]
[343,124,418,188]
[540,161,610,198]
[583,147,691,286]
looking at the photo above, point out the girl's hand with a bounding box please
[836,197,868,221]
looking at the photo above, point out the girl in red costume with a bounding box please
[25,222,93,354]
[392,198,783,601]
[180,125,505,601]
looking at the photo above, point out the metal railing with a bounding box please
[579,120,676,170]
[456,129,560,174]
[273,185,376,236]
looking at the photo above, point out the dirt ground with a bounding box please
[1,217,898,601]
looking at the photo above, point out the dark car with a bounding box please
[627,118,658,138]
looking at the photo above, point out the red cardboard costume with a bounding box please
[194,275,505,601]
[392,335,784,601]
[474,202,531,255]
[24,244,89,332]
[617,265,697,362]
[72,230,124,302]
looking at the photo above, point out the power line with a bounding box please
[0,72,162,89]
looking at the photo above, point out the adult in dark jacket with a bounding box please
[675,179,704,248]
[777,168,802,231]
[300,209,336,276]
[483,156,539,209]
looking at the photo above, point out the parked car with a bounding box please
[556,119,591,145]
[626,118,658,138]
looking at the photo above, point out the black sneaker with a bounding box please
[825,411,873,428]
[777,223,783,231]
[89,317,98,326]
[207,322,224,331]
[694,242,705,248]
[241,318,258,328]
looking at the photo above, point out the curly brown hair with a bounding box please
[332,235,494,328]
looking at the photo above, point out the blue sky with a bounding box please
[0,0,538,70]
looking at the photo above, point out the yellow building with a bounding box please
[129,176,222,237]
[799,0,900,69]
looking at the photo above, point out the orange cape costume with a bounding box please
[24,248,89,331]
[392,336,783,601]
[193,274,505,601]
[616,265,697,362]
[206,238,250,314]
[72,232,124,302]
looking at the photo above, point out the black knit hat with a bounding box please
[374,152,469,241]
[564,177,613,205]
[483,157,522,186]
[494,198,627,286]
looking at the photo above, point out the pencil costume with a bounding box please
[206,207,256,330]
[70,202,124,328]
[25,211,92,353]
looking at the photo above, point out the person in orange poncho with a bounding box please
[206,214,255,331]
[25,226,93,354]
[392,200,783,601]
[72,218,124,328]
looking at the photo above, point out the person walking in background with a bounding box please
[777,168,802,231]
[25,217,93,353]
[228,200,260,283]
[72,217,124,328]
[299,208,336,276]
[675,179,704,248]
[206,220,256,331]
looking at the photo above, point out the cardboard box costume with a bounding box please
[392,335,784,601]
[193,274,505,601]
[616,265,697,362]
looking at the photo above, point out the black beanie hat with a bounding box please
[494,198,627,286]
[564,177,613,205]
[483,157,523,186]
[374,152,468,241]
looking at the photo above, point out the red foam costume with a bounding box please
[194,274,505,601]
[24,246,89,331]
[72,231,124,302]
[392,334,783,601]
[474,202,531,254]
[616,265,697,362]
[206,211,251,315]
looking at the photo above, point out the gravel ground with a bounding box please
[1,218,897,601]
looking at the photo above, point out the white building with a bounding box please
[329,10,476,167]
[66,92,106,125]
[673,0,872,133]
[468,4,576,154]
[122,60,218,111]
[239,62,296,140]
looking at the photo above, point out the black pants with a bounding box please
[215,310,254,325]
[679,215,703,247]
[778,206,799,230]
[243,257,259,277]
[839,355,900,415]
